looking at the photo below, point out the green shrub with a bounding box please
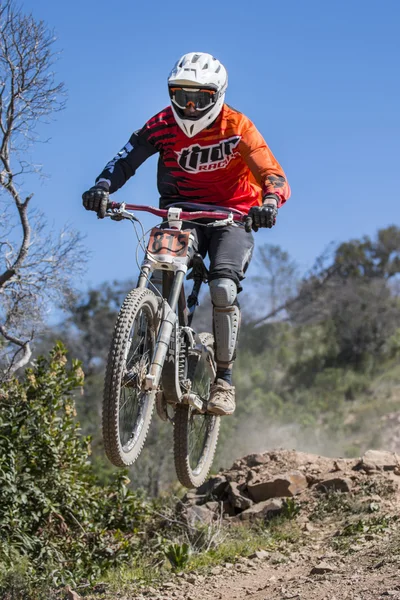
[0,343,150,593]
[164,542,191,569]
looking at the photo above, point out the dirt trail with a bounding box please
[109,449,400,600]
[168,527,400,600]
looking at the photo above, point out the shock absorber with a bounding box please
[178,330,188,382]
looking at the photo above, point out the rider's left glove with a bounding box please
[82,182,109,219]
[244,195,279,233]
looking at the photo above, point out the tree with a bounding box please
[243,243,299,325]
[251,244,298,313]
[0,1,85,377]
[287,227,400,366]
[332,226,400,281]
[38,281,135,374]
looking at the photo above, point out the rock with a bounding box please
[66,589,81,600]
[183,491,207,504]
[359,450,400,471]
[196,475,228,497]
[359,461,377,473]
[247,470,307,502]
[269,551,287,564]
[185,504,215,526]
[308,462,322,472]
[240,498,283,521]
[231,458,245,469]
[242,453,269,467]
[222,500,235,517]
[316,477,353,493]
[332,459,349,472]
[228,481,253,510]
[311,561,336,575]
[205,500,220,513]
[246,469,259,484]
[248,549,269,560]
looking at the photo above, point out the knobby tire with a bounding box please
[173,333,221,488]
[103,288,159,467]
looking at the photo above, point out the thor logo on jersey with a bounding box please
[176,135,241,173]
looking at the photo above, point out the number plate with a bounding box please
[148,228,190,258]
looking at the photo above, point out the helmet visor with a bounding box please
[169,87,217,112]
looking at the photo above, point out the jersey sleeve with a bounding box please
[238,118,291,207]
[95,122,159,193]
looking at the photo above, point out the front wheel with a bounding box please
[173,333,221,489]
[103,288,159,467]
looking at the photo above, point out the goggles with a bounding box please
[169,87,217,112]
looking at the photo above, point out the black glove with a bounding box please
[82,183,109,219]
[244,196,278,233]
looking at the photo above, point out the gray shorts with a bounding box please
[184,222,254,292]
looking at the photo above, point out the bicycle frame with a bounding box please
[107,202,244,409]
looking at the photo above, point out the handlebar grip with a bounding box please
[243,215,253,233]
[97,198,109,220]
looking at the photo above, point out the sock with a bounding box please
[216,367,232,386]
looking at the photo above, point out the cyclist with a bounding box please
[82,51,290,416]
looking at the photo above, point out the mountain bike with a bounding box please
[102,202,245,488]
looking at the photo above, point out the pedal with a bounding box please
[182,392,206,413]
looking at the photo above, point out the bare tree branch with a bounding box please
[0,1,85,378]
[249,245,340,328]
[0,322,31,374]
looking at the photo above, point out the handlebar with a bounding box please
[108,202,246,223]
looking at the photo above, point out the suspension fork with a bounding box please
[144,227,195,391]
[144,268,186,391]
[137,265,151,289]
[163,271,188,327]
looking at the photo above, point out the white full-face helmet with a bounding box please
[168,52,228,138]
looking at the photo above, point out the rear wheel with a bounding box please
[173,333,220,489]
[103,288,159,466]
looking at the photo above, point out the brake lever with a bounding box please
[208,213,238,228]
[105,202,139,222]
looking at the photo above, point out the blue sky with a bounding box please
[19,0,400,291]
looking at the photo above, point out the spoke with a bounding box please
[118,308,152,448]
[122,350,151,389]
[126,336,145,368]
[120,388,137,411]
[188,412,209,468]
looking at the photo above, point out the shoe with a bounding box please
[207,379,236,416]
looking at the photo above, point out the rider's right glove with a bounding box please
[82,182,109,219]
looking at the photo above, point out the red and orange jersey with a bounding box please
[96,105,290,213]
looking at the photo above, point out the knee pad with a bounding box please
[209,278,240,365]
[209,278,237,307]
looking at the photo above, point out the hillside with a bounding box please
[85,448,400,600]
